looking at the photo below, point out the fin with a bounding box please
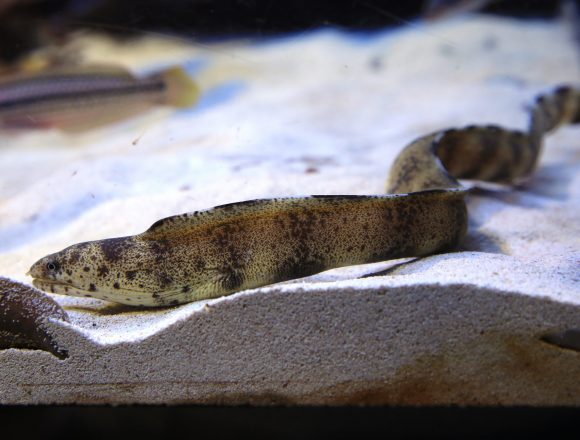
[141,198,289,239]
[141,196,373,240]
[158,66,200,108]
[139,194,423,240]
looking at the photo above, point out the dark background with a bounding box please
[0,0,569,62]
[38,0,566,33]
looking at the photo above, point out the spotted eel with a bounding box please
[27,86,580,307]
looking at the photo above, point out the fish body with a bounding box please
[29,192,467,306]
[0,65,199,131]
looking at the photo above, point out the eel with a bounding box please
[0,277,69,358]
[0,64,199,132]
[27,85,580,307]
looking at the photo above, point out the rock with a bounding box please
[0,277,68,359]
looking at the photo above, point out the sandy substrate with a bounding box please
[0,15,579,405]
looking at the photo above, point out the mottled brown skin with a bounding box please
[0,277,69,358]
[28,86,580,307]
[387,86,580,193]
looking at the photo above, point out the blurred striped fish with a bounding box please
[423,0,494,20]
[0,65,199,132]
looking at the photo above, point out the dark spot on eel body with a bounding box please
[158,273,173,288]
[68,251,81,264]
[100,237,130,263]
[97,265,110,278]
[148,239,172,263]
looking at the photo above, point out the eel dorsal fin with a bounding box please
[140,198,293,240]
[139,195,389,240]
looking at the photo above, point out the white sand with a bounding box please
[0,15,579,405]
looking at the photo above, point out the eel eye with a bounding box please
[46,261,59,271]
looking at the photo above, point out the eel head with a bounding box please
[27,238,165,306]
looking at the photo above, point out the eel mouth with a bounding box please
[31,277,84,296]
[31,276,169,307]
[30,276,155,306]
